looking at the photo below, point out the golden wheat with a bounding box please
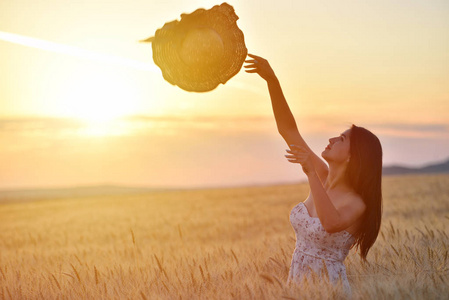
[1,174,448,299]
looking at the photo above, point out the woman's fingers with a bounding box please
[247,54,267,65]
[289,144,306,150]
[285,147,310,166]
[245,54,276,81]
[248,53,263,60]
[285,153,308,160]
[286,148,307,154]
[285,145,315,173]
[244,58,258,71]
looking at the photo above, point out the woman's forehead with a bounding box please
[341,128,352,137]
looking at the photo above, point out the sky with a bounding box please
[0,0,448,189]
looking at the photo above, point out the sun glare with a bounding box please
[59,64,141,124]
[0,31,163,125]
[58,71,142,137]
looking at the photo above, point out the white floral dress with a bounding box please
[288,202,355,294]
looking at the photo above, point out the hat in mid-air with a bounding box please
[141,3,247,92]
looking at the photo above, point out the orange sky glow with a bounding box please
[0,0,448,189]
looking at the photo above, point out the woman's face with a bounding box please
[321,128,352,164]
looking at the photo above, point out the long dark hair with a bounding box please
[346,124,383,260]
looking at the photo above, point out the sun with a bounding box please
[58,65,142,123]
[0,30,164,123]
[52,67,144,137]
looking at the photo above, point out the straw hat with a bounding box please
[141,3,247,92]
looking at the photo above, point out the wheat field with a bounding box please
[1,174,448,299]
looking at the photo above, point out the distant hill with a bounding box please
[383,158,449,176]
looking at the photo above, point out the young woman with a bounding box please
[244,54,383,294]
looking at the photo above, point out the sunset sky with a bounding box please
[1,0,448,189]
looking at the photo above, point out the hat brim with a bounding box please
[148,3,247,92]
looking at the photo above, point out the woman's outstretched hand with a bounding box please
[285,145,316,176]
[244,54,277,82]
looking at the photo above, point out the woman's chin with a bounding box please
[321,151,329,160]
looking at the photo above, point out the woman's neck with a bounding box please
[326,163,350,190]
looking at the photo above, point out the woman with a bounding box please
[244,54,383,294]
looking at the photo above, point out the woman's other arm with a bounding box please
[285,147,365,233]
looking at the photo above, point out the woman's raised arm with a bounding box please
[244,54,329,182]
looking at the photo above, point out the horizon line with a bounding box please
[1,171,448,198]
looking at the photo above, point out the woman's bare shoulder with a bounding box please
[344,191,366,215]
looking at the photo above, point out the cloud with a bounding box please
[0,115,277,139]
[0,31,159,72]
[366,122,449,138]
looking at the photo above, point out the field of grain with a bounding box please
[1,174,448,299]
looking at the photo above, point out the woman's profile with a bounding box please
[244,54,383,294]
